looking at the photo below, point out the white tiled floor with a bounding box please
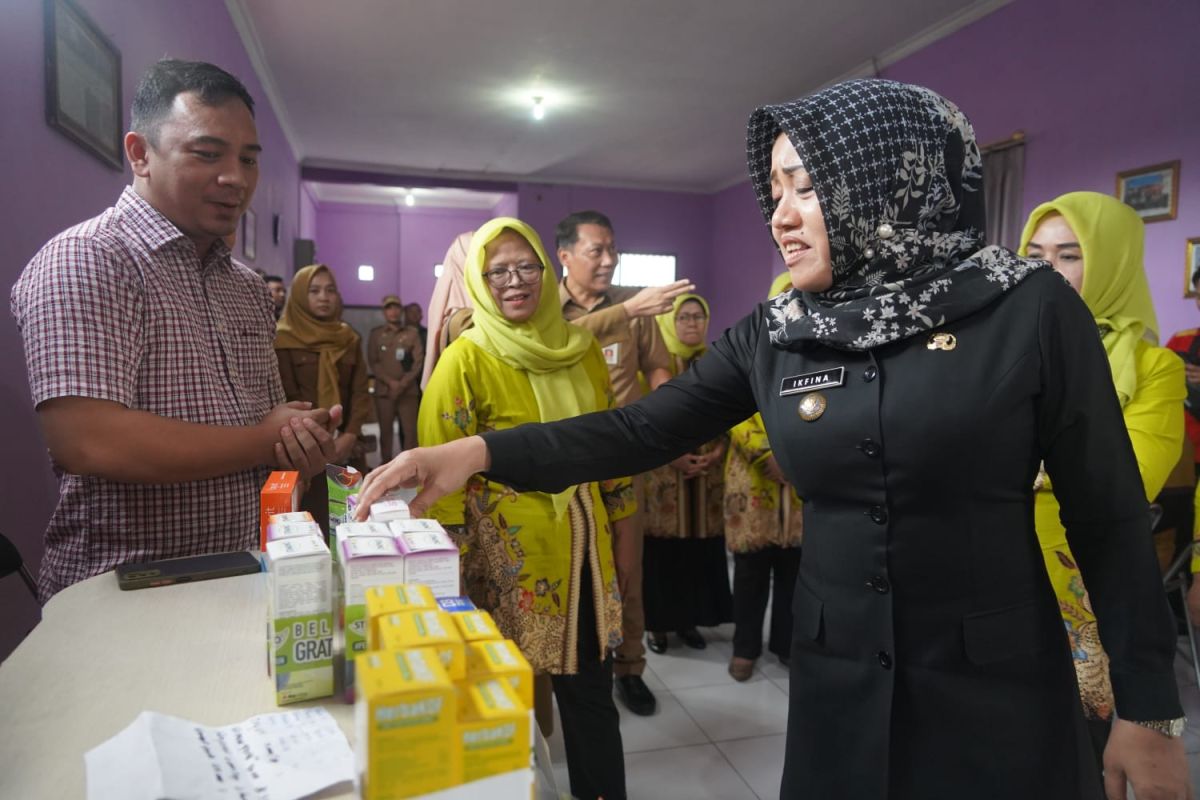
[542,626,1200,800]
[544,621,793,800]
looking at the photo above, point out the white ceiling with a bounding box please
[305,182,507,210]
[229,0,1007,193]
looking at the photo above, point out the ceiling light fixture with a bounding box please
[358,265,375,282]
[531,96,545,121]
[404,192,415,207]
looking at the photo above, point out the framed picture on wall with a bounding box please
[43,0,123,170]
[242,207,257,261]
[1116,160,1180,223]
[1186,237,1200,298]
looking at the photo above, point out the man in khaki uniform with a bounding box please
[367,295,423,461]
[557,209,694,716]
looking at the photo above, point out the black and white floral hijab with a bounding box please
[747,79,1046,351]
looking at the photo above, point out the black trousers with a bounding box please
[732,546,801,660]
[550,561,626,800]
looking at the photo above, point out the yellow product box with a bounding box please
[355,647,460,800]
[377,609,465,682]
[452,610,502,644]
[265,535,333,704]
[364,583,437,650]
[458,677,533,784]
[465,639,533,711]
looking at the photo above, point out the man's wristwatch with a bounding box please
[1128,717,1187,737]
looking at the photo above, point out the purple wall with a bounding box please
[313,204,490,311]
[879,0,1200,341]
[300,184,319,246]
[0,1,301,660]
[491,193,520,219]
[517,181,715,302]
[708,181,784,336]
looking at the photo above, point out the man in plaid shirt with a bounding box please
[11,60,338,601]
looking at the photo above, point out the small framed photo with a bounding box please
[1116,160,1180,223]
[242,207,257,261]
[1186,237,1200,298]
[44,0,123,170]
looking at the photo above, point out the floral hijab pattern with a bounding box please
[746,79,1047,351]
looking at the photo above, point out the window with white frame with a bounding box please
[612,253,676,287]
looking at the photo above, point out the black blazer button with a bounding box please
[878,650,893,669]
[868,505,888,525]
[858,438,881,458]
[867,575,890,593]
[863,366,878,382]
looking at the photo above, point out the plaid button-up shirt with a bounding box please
[11,187,285,600]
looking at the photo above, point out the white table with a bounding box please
[0,569,357,798]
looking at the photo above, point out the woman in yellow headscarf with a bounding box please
[1020,191,1185,765]
[419,217,631,800]
[641,293,732,655]
[275,263,373,520]
[723,273,805,682]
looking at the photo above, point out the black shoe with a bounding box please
[678,627,706,650]
[615,675,657,716]
[647,632,668,654]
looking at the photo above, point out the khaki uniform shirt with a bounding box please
[559,282,671,407]
[276,342,372,436]
[367,323,423,395]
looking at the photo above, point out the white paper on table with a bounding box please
[85,707,354,800]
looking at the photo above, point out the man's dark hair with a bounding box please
[131,59,255,145]
[264,275,284,284]
[555,210,614,252]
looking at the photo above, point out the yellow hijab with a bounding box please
[654,293,710,363]
[1019,192,1158,407]
[769,272,794,298]
[461,218,598,516]
[274,264,359,410]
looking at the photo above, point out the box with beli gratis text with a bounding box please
[390,521,460,599]
[259,471,301,550]
[265,535,333,704]
[465,640,533,711]
[355,647,460,799]
[363,583,438,650]
[327,464,362,536]
[452,610,502,645]
[458,677,533,785]
[340,536,407,702]
[376,609,466,682]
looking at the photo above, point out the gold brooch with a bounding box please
[798,392,827,422]
[926,332,957,351]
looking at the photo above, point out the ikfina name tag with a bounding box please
[780,366,845,396]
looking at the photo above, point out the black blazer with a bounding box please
[484,270,1181,799]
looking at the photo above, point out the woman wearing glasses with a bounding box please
[418,217,630,800]
[641,293,733,654]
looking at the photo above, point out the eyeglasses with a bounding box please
[676,312,708,325]
[483,263,544,288]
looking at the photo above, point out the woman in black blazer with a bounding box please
[355,80,1187,800]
